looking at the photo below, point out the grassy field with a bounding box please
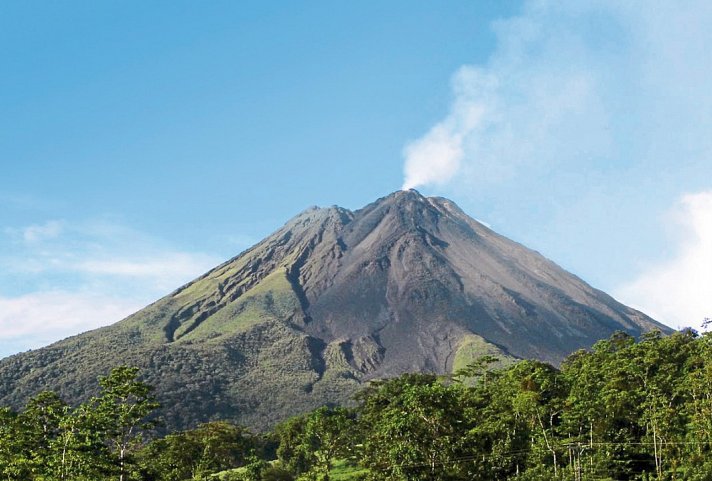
[213,458,369,480]
[328,459,369,480]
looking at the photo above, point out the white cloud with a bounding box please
[402,69,490,189]
[0,219,223,357]
[401,0,712,198]
[21,220,64,243]
[618,192,712,331]
[4,220,64,244]
[402,2,616,190]
[400,0,712,329]
[75,253,218,290]
[0,291,142,345]
[2,219,220,282]
[402,125,465,190]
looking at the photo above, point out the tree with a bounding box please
[8,391,67,479]
[303,407,355,479]
[359,375,469,481]
[0,407,26,481]
[137,421,256,481]
[50,401,114,480]
[276,407,355,480]
[93,366,160,481]
[452,355,499,387]
[275,416,311,476]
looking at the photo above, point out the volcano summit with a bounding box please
[0,190,667,430]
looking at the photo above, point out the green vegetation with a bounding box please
[179,269,301,342]
[327,459,368,480]
[0,366,158,480]
[452,334,515,377]
[4,329,712,480]
[0,317,358,433]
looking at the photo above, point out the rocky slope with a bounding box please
[0,190,668,431]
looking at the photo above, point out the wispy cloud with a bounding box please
[402,1,712,195]
[401,1,712,326]
[6,220,64,243]
[618,192,712,331]
[2,220,219,280]
[402,2,618,190]
[75,253,217,290]
[0,291,142,351]
[402,71,490,189]
[0,219,222,358]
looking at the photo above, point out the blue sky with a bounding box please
[2,1,711,358]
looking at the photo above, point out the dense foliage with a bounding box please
[3,329,712,480]
[0,366,158,480]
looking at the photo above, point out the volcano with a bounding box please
[0,190,668,430]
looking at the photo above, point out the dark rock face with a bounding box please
[0,190,668,431]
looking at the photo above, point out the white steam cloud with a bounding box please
[402,70,490,189]
[400,1,712,329]
[401,1,712,192]
[402,125,464,190]
[402,2,616,190]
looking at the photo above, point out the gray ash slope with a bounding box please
[0,190,668,431]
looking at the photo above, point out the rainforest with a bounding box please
[2,329,711,481]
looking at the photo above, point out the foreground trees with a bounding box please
[356,330,712,480]
[3,329,712,480]
[358,374,471,481]
[137,421,257,481]
[275,406,355,480]
[0,366,158,480]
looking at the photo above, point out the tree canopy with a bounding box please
[3,329,712,480]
